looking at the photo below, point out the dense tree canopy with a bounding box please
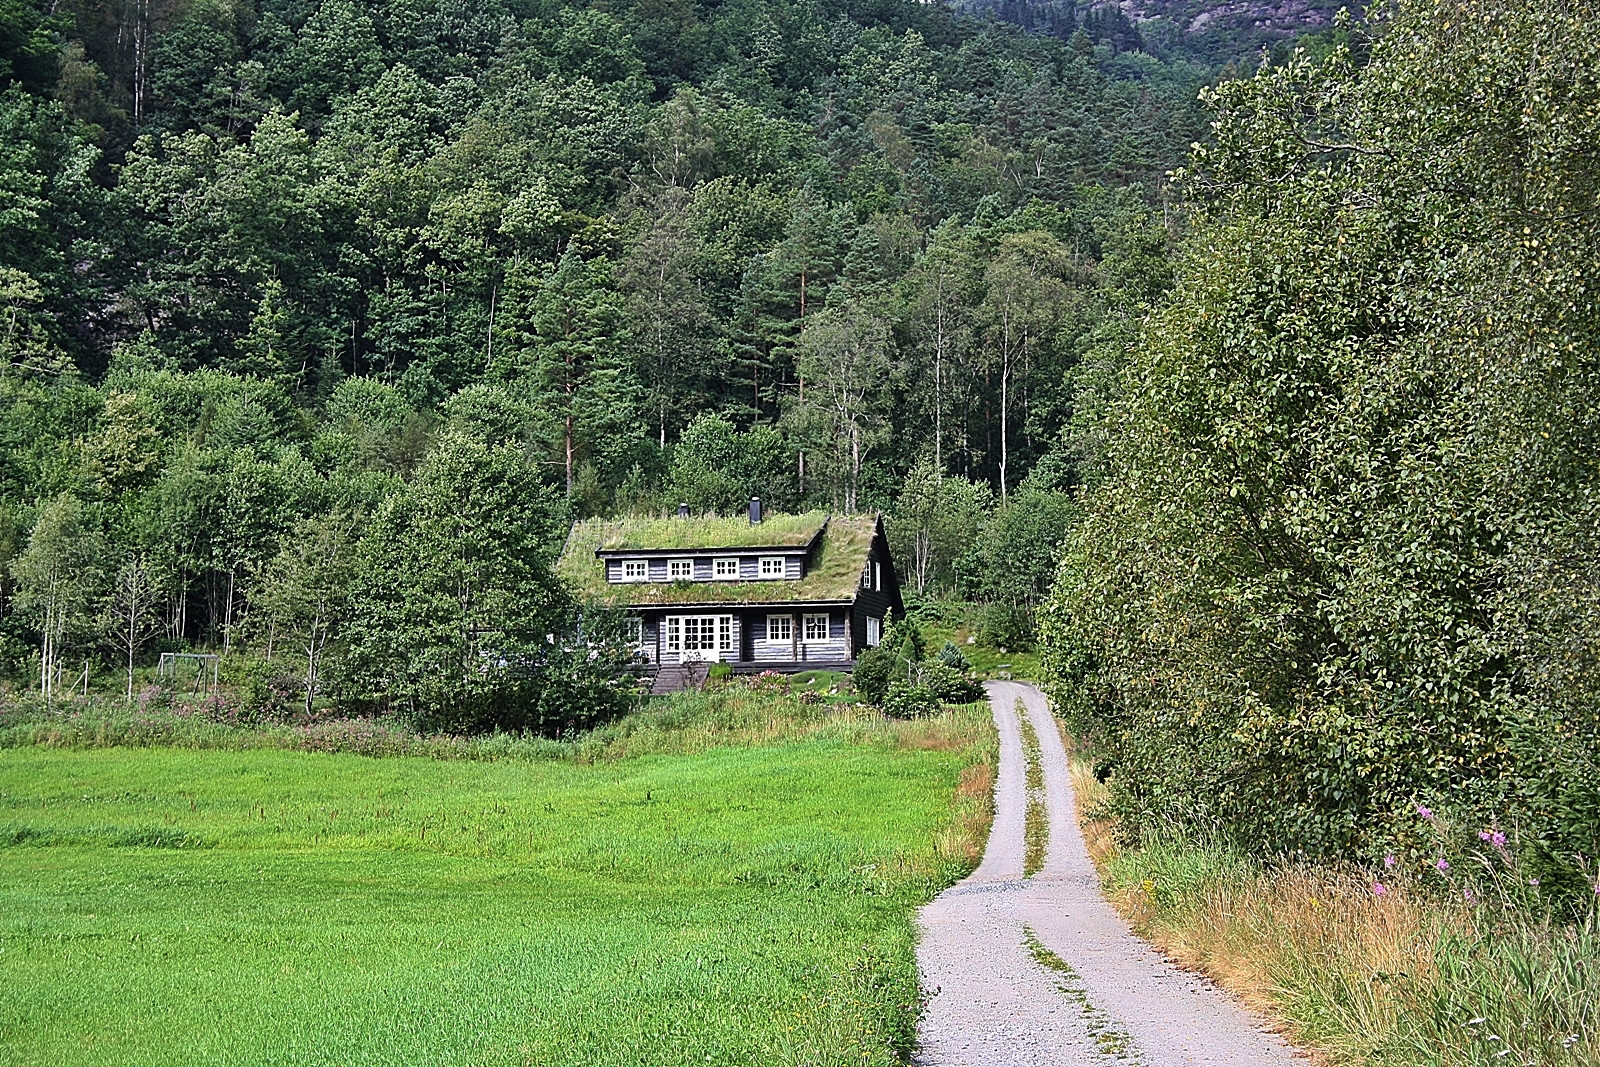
[1044,0,1600,893]
[1,0,1231,722]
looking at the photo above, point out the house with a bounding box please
[557,501,902,692]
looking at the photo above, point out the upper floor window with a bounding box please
[873,562,881,591]
[804,614,829,642]
[713,558,740,579]
[669,558,695,580]
[621,559,648,582]
[759,557,786,578]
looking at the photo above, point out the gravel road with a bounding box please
[915,681,1305,1066]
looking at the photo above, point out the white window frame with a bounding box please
[873,561,881,591]
[665,616,681,653]
[865,616,882,647]
[766,614,792,642]
[803,613,829,642]
[713,557,740,579]
[759,556,786,579]
[621,559,649,582]
[623,617,644,647]
[668,558,695,580]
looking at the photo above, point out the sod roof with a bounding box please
[586,510,828,552]
[558,512,878,607]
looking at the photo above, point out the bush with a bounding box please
[882,616,926,663]
[882,682,940,719]
[978,604,1033,652]
[935,641,971,671]
[227,657,306,724]
[852,647,894,706]
[917,661,983,705]
[707,662,734,682]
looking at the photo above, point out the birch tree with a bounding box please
[11,495,104,703]
[106,552,166,701]
[251,512,358,717]
[979,233,1068,501]
[793,307,891,513]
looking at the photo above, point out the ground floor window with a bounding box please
[666,615,733,658]
[624,617,643,647]
[803,614,829,642]
[865,616,881,647]
[767,614,792,642]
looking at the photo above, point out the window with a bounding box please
[866,616,882,647]
[713,558,740,579]
[804,614,829,642]
[621,559,648,582]
[666,616,734,656]
[760,557,786,578]
[873,562,881,591]
[767,615,792,642]
[669,558,695,580]
[623,617,644,647]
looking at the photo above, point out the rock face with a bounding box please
[957,0,1358,65]
[1126,0,1343,37]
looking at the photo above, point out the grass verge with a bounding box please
[0,693,995,1066]
[1067,752,1600,1067]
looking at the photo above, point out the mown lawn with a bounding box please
[0,713,986,1066]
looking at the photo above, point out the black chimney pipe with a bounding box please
[749,497,761,525]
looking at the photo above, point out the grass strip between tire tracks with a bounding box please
[1018,700,1046,877]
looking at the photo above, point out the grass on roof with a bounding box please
[593,511,828,551]
[559,514,877,606]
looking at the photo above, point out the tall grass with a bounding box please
[0,682,990,768]
[1068,756,1600,1066]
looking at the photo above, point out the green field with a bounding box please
[0,706,988,1066]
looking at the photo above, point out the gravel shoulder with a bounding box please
[915,681,1306,1066]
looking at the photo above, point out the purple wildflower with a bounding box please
[1436,858,1450,872]
[1417,805,1434,820]
[1384,853,1397,869]
[1372,881,1388,897]
[1463,887,1476,904]
[1491,831,1506,849]
[1529,878,1540,886]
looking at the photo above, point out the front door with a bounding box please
[665,615,734,664]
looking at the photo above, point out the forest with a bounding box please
[0,0,1224,724]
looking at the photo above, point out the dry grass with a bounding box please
[1065,743,1600,1066]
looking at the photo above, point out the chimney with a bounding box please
[749,497,762,525]
[677,502,689,519]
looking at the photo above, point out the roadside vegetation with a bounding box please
[1070,753,1599,1066]
[1040,5,1600,1064]
[0,685,995,1066]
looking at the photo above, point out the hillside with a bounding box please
[958,0,1356,64]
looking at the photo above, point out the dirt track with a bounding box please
[915,681,1305,1066]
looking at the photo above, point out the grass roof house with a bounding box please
[558,500,902,693]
